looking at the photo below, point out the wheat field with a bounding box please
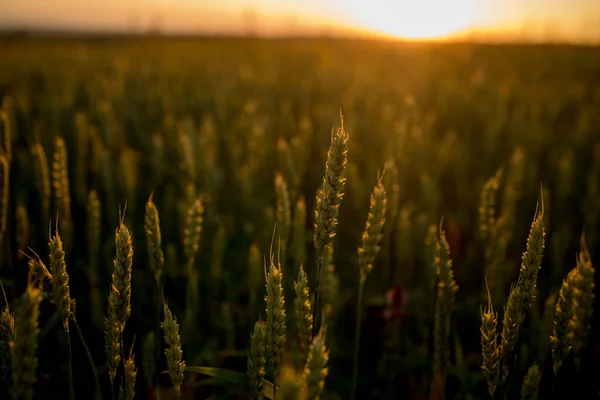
[0,36,599,400]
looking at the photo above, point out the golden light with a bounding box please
[343,0,478,40]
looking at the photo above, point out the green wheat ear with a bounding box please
[48,226,74,332]
[265,247,286,390]
[161,300,185,398]
[432,226,458,396]
[480,279,499,398]
[0,282,15,389]
[294,265,313,366]
[304,327,329,400]
[11,285,42,400]
[551,233,595,373]
[521,363,541,400]
[247,320,266,400]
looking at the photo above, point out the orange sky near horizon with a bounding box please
[1,0,600,42]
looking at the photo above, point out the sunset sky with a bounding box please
[1,0,599,42]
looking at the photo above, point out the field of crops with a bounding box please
[0,36,599,400]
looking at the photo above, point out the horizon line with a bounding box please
[1,27,599,46]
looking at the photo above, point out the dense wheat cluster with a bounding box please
[0,37,599,399]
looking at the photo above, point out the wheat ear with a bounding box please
[304,328,329,400]
[499,208,544,383]
[481,279,500,397]
[162,301,185,398]
[265,248,286,397]
[294,265,313,366]
[352,175,387,400]
[144,193,164,284]
[0,282,14,389]
[312,115,349,334]
[10,285,42,400]
[31,141,51,223]
[48,226,74,331]
[521,363,541,400]
[247,320,267,400]
[432,226,459,399]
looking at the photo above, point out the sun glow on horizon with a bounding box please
[342,0,481,40]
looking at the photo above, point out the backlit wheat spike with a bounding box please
[52,136,73,249]
[358,175,387,282]
[49,227,74,331]
[144,193,164,284]
[11,285,42,400]
[27,257,53,295]
[550,264,579,374]
[113,221,133,324]
[105,220,134,384]
[183,197,203,340]
[432,227,458,395]
[183,197,203,268]
[480,280,500,397]
[0,287,15,389]
[313,119,349,254]
[31,141,51,223]
[571,236,595,367]
[15,203,29,259]
[104,314,121,385]
[294,265,313,365]
[352,175,387,400]
[479,168,502,244]
[162,301,185,398]
[247,320,266,400]
[500,209,544,383]
[292,196,307,269]
[123,345,137,400]
[0,154,8,245]
[265,250,286,392]
[521,364,541,400]
[304,328,329,400]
